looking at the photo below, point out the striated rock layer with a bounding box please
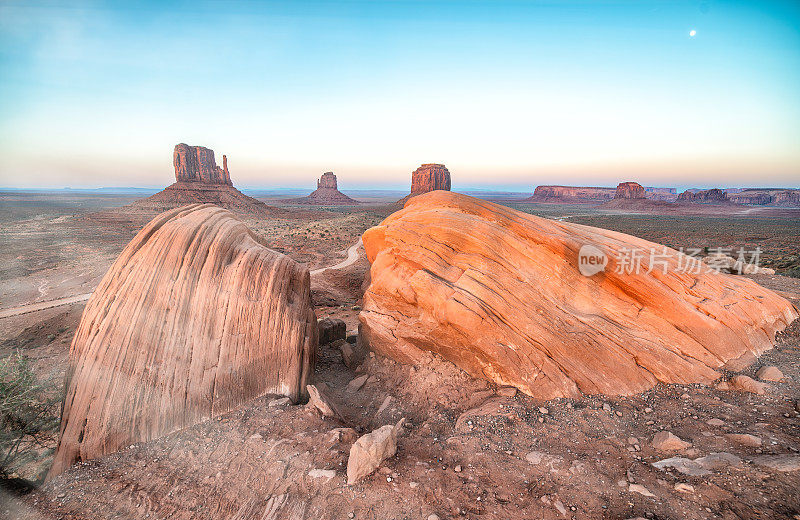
[359,192,796,399]
[49,204,317,478]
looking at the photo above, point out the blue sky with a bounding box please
[1,0,798,190]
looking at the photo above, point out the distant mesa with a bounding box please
[399,163,451,203]
[728,188,800,207]
[132,144,272,214]
[614,181,646,199]
[287,171,360,205]
[645,187,678,202]
[48,204,317,478]
[525,185,677,204]
[526,185,615,203]
[359,191,797,399]
[677,188,729,203]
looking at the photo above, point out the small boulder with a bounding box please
[318,318,346,345]
[308,468,336,481]
[628,484,655,497]
[652,431,692,451]
[717,375,766,395]
[725,433,762,447]
[307,384,344,420]
[753,454,800,472]
[345,374,369,393]
[755,366,784,382]
[347,419,405,484]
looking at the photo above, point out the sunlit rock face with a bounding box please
[359,191,796,399]
[399,164,451,203]
[173,143,231,185]
[49,204,317,478]
[614,181,646,199]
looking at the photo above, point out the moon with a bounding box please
[689,29,697,37]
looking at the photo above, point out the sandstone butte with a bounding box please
[614,181,646,199]
[134,144,271,213]
[289,172,360,205]
[359,191,797,399]
[399,164,451,203]
[48,204,317,478]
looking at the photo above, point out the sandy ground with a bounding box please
[0,193,799,519]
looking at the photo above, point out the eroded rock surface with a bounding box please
[359,191,797,399]
[677,188,728,203]
[49,204,317,477]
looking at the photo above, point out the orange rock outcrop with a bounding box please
[359,192,796,399]
[49,204,317,477]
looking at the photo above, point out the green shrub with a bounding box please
[0,352,60,483]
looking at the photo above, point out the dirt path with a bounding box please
[0,293,93,320]
[310,238,363,276]
[0,238,365,320]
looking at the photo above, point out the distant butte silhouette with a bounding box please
[287,172,360,205]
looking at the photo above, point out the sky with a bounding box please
[0,0,798,190]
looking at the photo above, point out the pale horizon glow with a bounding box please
[1,1,799,190]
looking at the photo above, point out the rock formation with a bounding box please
[728,188,800,207]
[173,143,232,185]
[614,181,646,199]
[287,172,360,205]
[677,188,729,203]
[399,164,451,202]
[644,187,678,202]
[359,191,796,399]
[49,204,317,478]
[133,144,274,214]
[526,185,678,204]
[526,186,616,203]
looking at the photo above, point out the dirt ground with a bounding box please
[1,193,799,519]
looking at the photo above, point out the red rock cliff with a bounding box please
[614,182,646,199]
[173,143,232,185]
[527,186,616,203]
[410,164,451,195]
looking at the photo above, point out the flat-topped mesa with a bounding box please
[48,205,317,478]
[173,143,232,185]
[677,188,729,203]
[527,185,616,203]
[615,181,646,199]
[359,191,797,399]
[411,163,451,195]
